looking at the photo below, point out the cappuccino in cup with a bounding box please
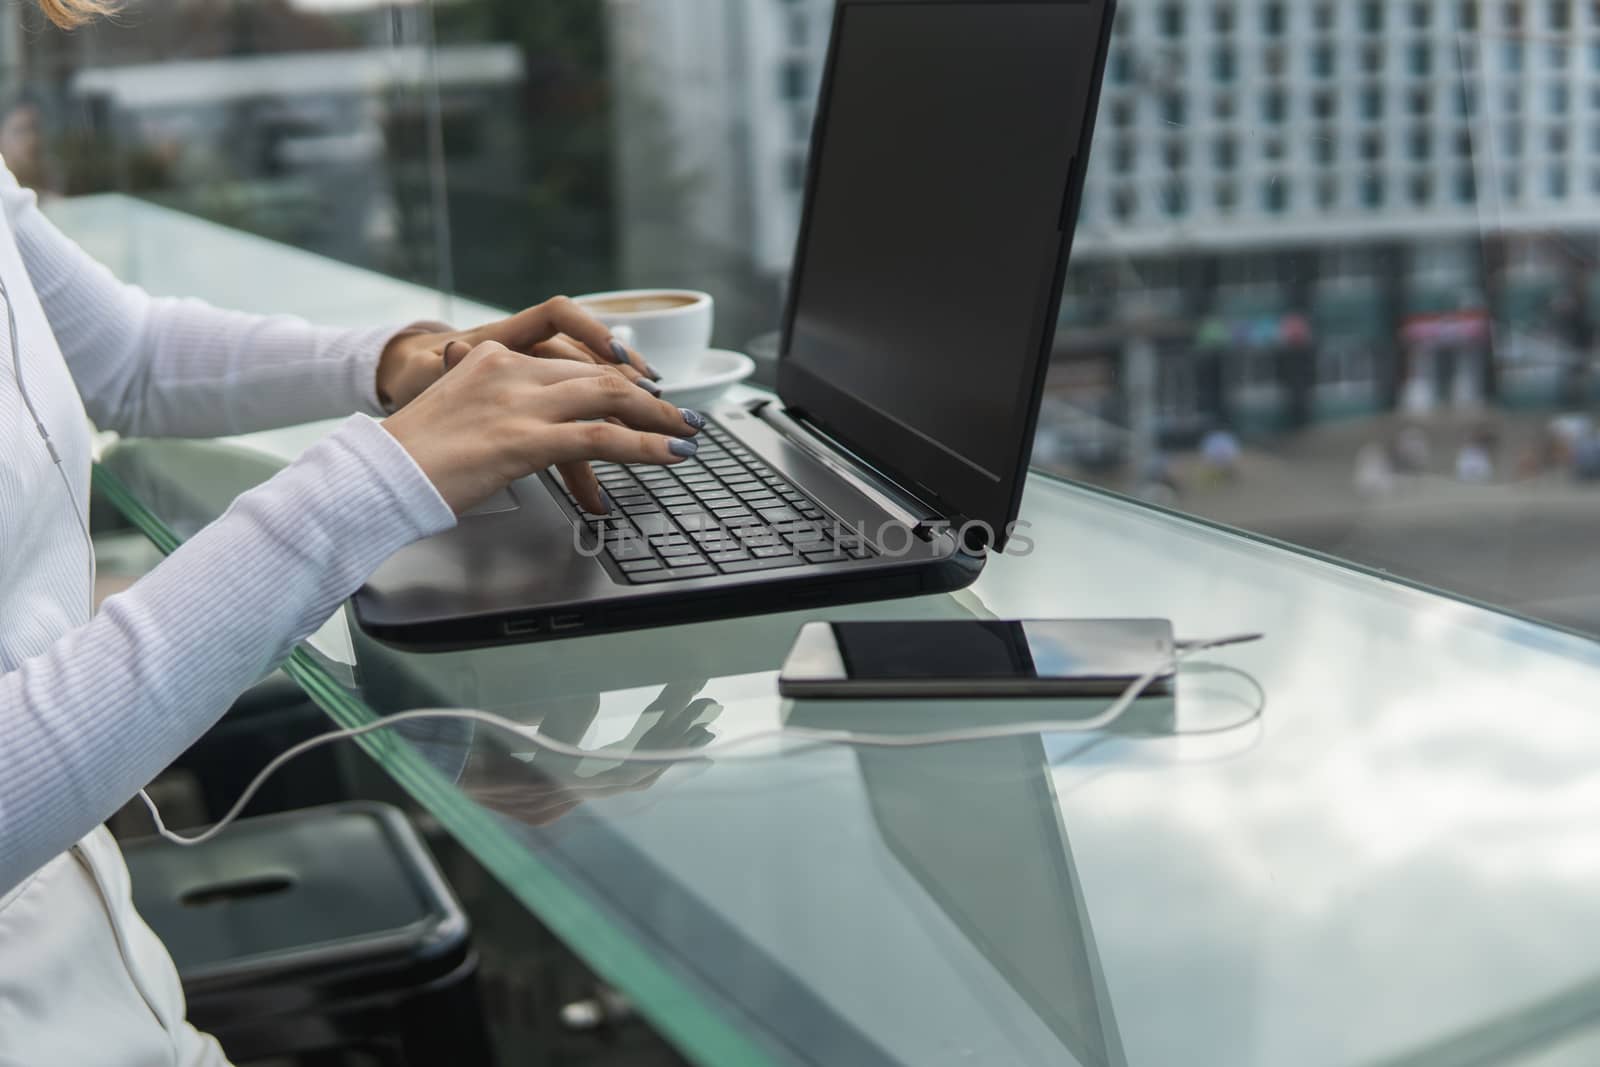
[576,289,714,379]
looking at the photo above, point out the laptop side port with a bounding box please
[549,612,586,633]
[504,617,543,637]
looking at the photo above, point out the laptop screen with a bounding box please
[779,0,1110,546]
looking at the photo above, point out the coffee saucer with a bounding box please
[656,348,756,410]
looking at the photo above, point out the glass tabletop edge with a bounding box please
[94,461,789,1067]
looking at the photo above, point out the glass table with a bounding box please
[94,414,1600,1067]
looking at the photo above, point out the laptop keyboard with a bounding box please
[554,420,876,584]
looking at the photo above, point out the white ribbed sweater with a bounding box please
[0,163,457,898]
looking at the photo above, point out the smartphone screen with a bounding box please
[780,619,1175,698]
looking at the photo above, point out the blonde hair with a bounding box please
[37,0,117,28]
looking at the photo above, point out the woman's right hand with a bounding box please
[382,339,703,517]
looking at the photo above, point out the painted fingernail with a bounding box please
[669,438,699,458]
[636,377,662,397]
[645,361,663,381]
[680,408,706,431]
[600,490,616,513]
[608,339,630,364]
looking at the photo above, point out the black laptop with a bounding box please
[354,0,1116,650]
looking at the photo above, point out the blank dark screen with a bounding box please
[786,2,1094,506]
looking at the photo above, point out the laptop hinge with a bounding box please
[749,400,949,542]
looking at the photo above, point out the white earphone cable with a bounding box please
[140,632,1262,849]
[1,266,1266,853]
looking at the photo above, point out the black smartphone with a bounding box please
[778,619,1176,700]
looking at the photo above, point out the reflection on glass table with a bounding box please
[98,411,1600,1067]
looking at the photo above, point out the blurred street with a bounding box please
[1046,411,1600,635]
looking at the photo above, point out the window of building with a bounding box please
[1264,46,1288,77]
[1362,174,1386,208]
[1165,139,1188,170]
[1214,93,1237,120]
[1263,136,1286,160]
[1312,44,1336,78]
[1409,42,1433,77]
[1592,168,1600,195]
[1111,49,1135,85]
[1455,128,1475,157]
[1503,171,1521,200]
[1160,2,1185,36]
[780,60,809,101]
[1163,181,1188,217]
[1549,164,1568,198]
[1363,44,1385,74]
[1362,86,1385,120]
[1412,1,1432,27]
[1113,139,1137,172]
[1263,2,1286,35]
[1592,41,1600,70]
[1460,0,1480,28]
[1361,1,1384,32]
[1312,91,1337,119]
[1112,187,1138,220]
[1362,132,1386,161]
[1458,86,1479,118]
[1163,93,1188,126]
[1263,178,1290,212]
[1591,85,1600,109]
[1410,174,1434,204]
[1550,83,1571,114]
[1314,4,1336,30]
[1409,128,1434,160]
[1112,98,1136,127]
[1313,131,1338,163]
[1214,46,1237,82]
[1504,41,1524,73]
[785,152,807,192]
[1214,136,1238,168]
[1505,1,1525,27]
[1548,41,1569,69]
[1215,181,1238,212]
[1263,90,1288,123]
[1456,169,1478,201]
[1317,177,1339,208]
[1550,0,1572,29]
[1504,87,1523,114]
[1409,88,1433,116]
[1503,125,1524,155]
[1550,127,1570,153]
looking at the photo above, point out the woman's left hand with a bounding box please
[374,297,661,413]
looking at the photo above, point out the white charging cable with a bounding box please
[0,262,1267,851]
[140,632,1262,848]
[3,273,95,593]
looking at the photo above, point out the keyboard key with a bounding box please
[657,543,701,558]
[784,527,829,546]
[665,554,711,568]
[629,565,715,584]
[607,540,654,562]
[717,556,804,574]
[804,548,847,563]
[708,549,752,564]
[750,544,795,559]
[619,557,665,573]
[632,514,680,538]
[757,506,803,525]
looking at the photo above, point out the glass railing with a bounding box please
[19,0,1600,637]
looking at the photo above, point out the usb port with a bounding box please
[504,617,542,637]
[549,612,585,632]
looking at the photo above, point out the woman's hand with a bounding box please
[375,296,659,413]
[382,338,702,517]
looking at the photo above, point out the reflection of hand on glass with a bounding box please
[462,682,721,829]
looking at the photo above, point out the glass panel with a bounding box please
[6,0,453,316]
[1042,4,1600,640]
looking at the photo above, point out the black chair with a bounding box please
[123,802,496,1066]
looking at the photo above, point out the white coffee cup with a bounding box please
[575,289,714,380]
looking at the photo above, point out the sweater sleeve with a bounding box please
[0,167,411,437]
[0,415,456,895]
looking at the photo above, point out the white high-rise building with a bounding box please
[1074,0,1600,256]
